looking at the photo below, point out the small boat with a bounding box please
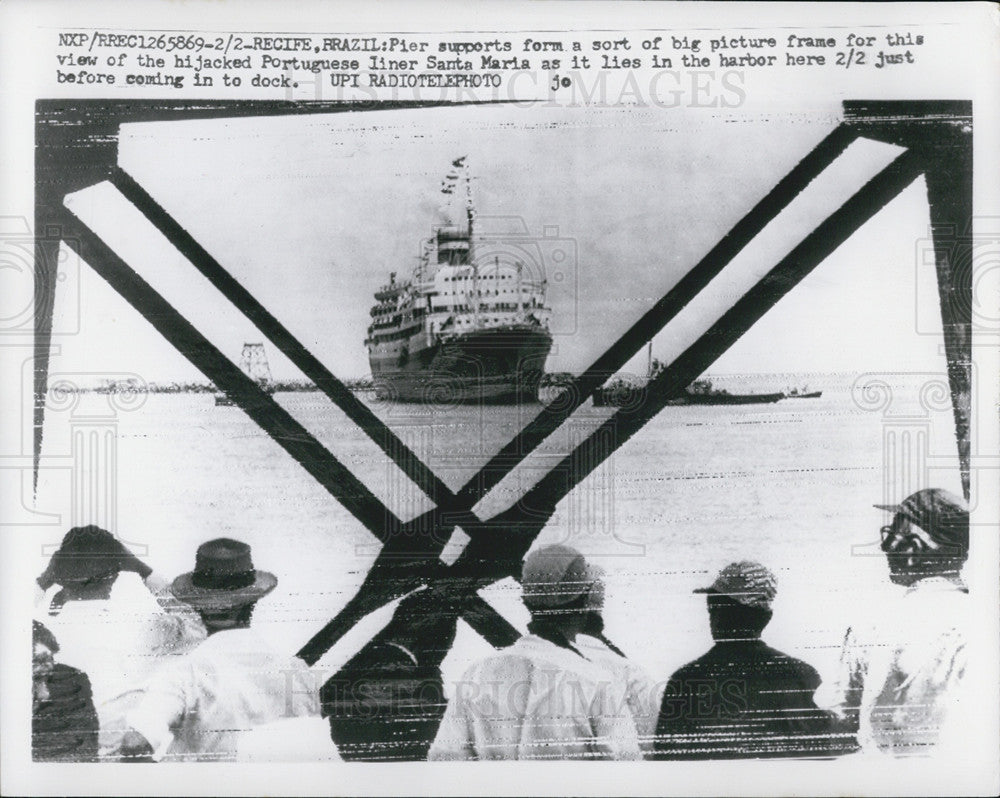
[784,385,823,399]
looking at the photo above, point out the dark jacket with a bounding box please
[321,590,457,762]
[654,640,841,759]
[32,663,99,762]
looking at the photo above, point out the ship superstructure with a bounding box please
[365,158,553,403]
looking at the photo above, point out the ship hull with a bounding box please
[669,391,785,405]
[369,324,553,404]
[594,388,785,407]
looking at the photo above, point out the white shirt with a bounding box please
[816,577,970,755]
[428,634,641,761]
[37,572,206,756]
[236,716,341,763]
[576,634,662,750]
[127,627,320,762]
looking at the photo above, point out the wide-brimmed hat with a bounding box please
[171,538,277,610]
[695,561,777,610]
[521,544,602,610]
[47,526,127,585]
[875,488,969,553]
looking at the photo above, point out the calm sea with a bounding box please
[35,371,963,690]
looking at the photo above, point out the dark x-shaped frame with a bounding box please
[43,100,972,664]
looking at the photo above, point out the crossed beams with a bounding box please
[58,115,950,667]
[298,125,923,663]
[436,148,928,601]
[57,209,522,649]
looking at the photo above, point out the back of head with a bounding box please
[33,620,60,654]
[878,488,970,584]
[521,544,602,616]
[521,545,605,648]
[49,525,124,587]
[696,561,777,641]
[707,594,772,641]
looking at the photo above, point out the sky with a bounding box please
[53,102,949,386]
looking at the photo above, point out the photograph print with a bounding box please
[29,94,981,773]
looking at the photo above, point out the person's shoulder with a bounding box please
[665,649,721,684]
[458,646,533,685]
[464,636,593,681]
[49,661,88,682]
[759,644,821,686]
[47,663,94,701]
[575,635,625,668]
[108,572,160,609]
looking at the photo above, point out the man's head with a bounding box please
[45,526,126,599]
[170,538,276,634]
[521,544,603,639]
[196,601,259,633]
[695,561,777,641]
[876,488,969,587]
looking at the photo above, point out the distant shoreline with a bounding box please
[47,371,841,396]
[50,380,365,395]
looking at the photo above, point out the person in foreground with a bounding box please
[32,620,99,762]
[34,525,206,758]
[817,488,971,756]
[119,538,319,762]
[573,565,661,752]
[428,544,640,760]
[654,560,836,759]
[322,587,458,761]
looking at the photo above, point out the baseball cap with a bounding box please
[875,488,969,553]
[695,561,777,610]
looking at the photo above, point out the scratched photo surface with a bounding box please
[32,99,971,764]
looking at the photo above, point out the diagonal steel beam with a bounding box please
[63,195,513,656]
[299,145,927,663]
[449,124,861,507]
[446,147,927,591]
[60,204,520,651]
[296,124,868,659]
[111,123,858,549]
[60,208,398,536]
[108,166,465,516]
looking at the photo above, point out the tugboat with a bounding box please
[215,342,274,406]
[784,385,823,399]
[365,157,553,404]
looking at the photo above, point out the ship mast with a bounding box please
[516,260,523,319]
[459,156,481,329]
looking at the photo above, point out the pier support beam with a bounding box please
[844,100,973,499]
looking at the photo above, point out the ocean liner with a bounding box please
[365,158,553,403]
